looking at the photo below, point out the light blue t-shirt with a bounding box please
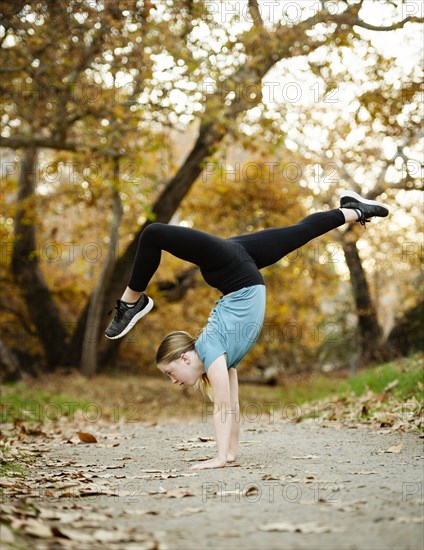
[194,285,266,372]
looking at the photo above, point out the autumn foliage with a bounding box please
[0,0,422,378]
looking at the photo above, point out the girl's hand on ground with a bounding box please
[190,457,227,470]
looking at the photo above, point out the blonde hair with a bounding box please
[156,331,213,401]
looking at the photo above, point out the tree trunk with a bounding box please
[341,234,384,366]
[106,123,223,296]
[66,122,225,367]
[100,123,227,366]
[11,147,68,369]
[80,160,123,377]
[0,338,24,382]
[67,7,361,368]
[386,300,424,358]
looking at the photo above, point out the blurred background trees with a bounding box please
[1,0,423,380]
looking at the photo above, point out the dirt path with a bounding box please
[1,417,423,549]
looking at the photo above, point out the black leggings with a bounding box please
[128,209,345,293]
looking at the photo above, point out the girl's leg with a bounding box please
[228,209,346,269]
[127,223,234,292]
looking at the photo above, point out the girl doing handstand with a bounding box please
[105,190,389,469]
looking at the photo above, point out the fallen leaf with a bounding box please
[244,485,259,496]
[385,443,404,453]
[383,379,399,392]
[172,507,203,517]
[166,488,195,498]
[0,523,15,543]
[397,516,423,524]
[124,509,160,516]
[22,518,53,538]
[79,488,119,497]
[336,500,368,512]
[76,432,97,443]
[259,521,345,534]
[291,455,321,460]
[93,528,132,543]
[52,526,94,542]
[216,485,260,498]
[148,487,167,495]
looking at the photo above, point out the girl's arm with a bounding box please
[191,354,231,470]
[227,368,240,461]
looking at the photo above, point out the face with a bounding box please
[158,354,200,387]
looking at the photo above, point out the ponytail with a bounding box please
[194,372,213,402]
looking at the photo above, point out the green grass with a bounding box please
[339,354,424,401]
[240,374,344,412]
[0,381,92,424]
[241,355,423,409]
[0,461,26,478]
[1,354,422,426]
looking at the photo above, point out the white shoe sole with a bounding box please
[105,297,154,340]
[340,190,389,212]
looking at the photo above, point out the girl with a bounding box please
[105,190,389,469]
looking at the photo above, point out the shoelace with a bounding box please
[108,300,126,321]
[358,213,370,227]
[344,202,370,227]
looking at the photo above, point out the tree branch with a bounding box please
[354,15,424,32]
[248,0,264,28]
[156,267,201,301]
[0,135,122,157]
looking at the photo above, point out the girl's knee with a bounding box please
[140,222,167,242]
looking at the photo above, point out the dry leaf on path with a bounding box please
[335,501,368,513]
[52,526,94,543]
[124,509,160,516]
[22,518,54,538]
[291,455,321,460]
[76,432,97,443]
[259,521,345,534]
[93,528,134,543]
[148,487,167,495]
[166,487,195,498]
[214,486,259,498]
[397,516,423,524]
[384,443,404,453]
[261,474,281,480]
[0,523,15,543]
[172,507,203,517]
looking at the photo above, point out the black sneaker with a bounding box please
[340,190,389,226]
[105,294,154,339]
